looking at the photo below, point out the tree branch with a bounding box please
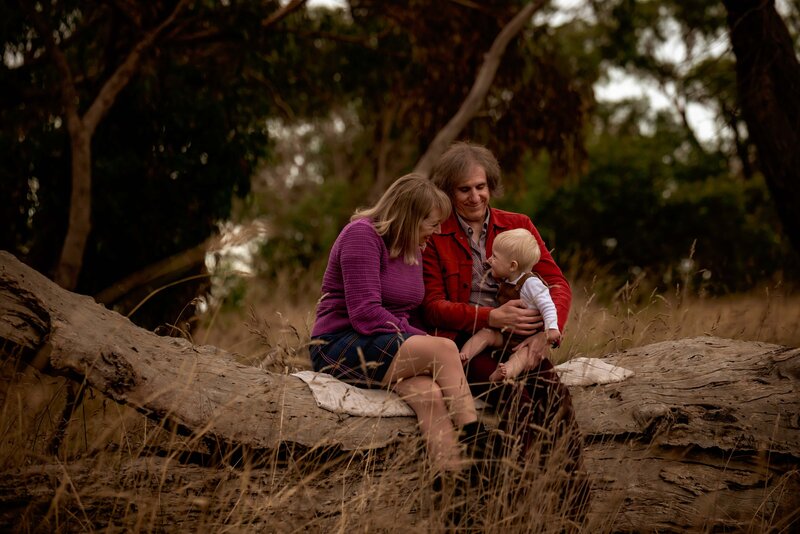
[94,237,215,306]
[83,0,191,131]
[261,0,307,29]
[414,0,546,176]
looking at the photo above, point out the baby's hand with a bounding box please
[547,328,562,348]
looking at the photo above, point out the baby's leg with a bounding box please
[489,345,531,382]
[459,328,503,362]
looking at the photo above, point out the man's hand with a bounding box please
[487,299,543,336]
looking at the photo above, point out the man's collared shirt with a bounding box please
[456,211,498,308]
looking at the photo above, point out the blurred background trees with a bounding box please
[2,0,798,331]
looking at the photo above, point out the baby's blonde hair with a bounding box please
[493,228,540,272]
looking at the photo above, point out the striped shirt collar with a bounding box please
[455,210,491,241]
[455,210,497,306]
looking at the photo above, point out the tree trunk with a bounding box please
[723,0,800,253]
[1,250,798,531]
[1,251,411,452]
[54,127,93,290]
[24,0,190,290]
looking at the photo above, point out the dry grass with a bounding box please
[196,271,800,369]
[0,372,591,532]
[1,271,798,532]
[562,278,800,364]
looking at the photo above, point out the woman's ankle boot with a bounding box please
[459,421,504,487]
[458,421,496,460]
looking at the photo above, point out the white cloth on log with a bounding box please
[555,356,634,386]
[292,370,416,417]
[293,357,633,418]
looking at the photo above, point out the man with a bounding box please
[422,141,583,472]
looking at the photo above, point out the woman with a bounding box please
[310,173,487,473]
[421,142,584,471]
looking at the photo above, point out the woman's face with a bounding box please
[418,208,443,246]
[453,164,490,224]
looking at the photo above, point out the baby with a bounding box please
[459,228,561,381]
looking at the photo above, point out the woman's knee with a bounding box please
[418,335,458,352]
[430,336,461,365]
[405,335,461,366]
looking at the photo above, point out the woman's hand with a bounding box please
[487,299,543,336]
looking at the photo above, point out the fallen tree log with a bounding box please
[0,250,416,451]
[573,337,799,531]
[1,250,799,531]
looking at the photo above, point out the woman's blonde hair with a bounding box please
[493,228,540,272]
[352,173,451,264]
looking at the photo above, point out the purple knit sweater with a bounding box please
[311,218,426,337]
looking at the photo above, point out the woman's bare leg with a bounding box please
[382,336,477,427]
[391,376,465,471]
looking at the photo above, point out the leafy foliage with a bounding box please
[2,0,799,325]
[1,1,276,328]
[501,101,792,293]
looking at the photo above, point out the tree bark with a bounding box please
[413,0,545,177]
[1,250,798,531]
[723,0,800,253]
[572,337,800,531]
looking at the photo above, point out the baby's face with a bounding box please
[487,247,515,279]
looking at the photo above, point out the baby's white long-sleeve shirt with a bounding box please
[509,273,560,332]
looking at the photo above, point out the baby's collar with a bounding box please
[506,272,528,284]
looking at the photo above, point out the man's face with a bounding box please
[453,164,490,223]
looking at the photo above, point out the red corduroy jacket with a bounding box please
[421,207,571,341]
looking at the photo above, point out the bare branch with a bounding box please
[445,0,499,17]
[414,0,546,176]
[83,0,191,131]
[262,0,307,29]
[94,237,215,306]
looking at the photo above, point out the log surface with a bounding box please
[573,337,800,531]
